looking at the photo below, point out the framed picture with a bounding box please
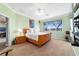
[29,19,34,28]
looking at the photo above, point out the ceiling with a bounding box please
[6,3,72,20]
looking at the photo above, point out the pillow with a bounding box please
[27,28,34,34]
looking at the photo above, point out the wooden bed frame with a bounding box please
[15,28,51,46]
[26,33,51,46]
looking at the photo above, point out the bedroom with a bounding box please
[0,3,79,56]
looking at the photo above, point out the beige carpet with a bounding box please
[0,42,7,51]
[8,39,75,56]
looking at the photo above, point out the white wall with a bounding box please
[34,20,40,32]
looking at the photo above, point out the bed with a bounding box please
[26,32,51,46]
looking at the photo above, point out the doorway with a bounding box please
[0,14,9,50]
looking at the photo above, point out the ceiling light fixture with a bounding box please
[35,8,46,16]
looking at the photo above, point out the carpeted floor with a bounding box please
[0,42,7,51]
[6,39,75,56]
[72,46,79,56]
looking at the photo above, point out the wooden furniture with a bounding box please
[15,28,29,44]
[15,28,51,46]
[15,36,27,44]
[27,33,51,46]
[23,28,29,36]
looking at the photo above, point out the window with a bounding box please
[43,20,62,31]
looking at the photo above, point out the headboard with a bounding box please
[23,28,29,35]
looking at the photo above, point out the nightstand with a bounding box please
[15,36,27,44]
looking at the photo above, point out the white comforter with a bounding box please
[26,33,38,41]
[26,32,49,41]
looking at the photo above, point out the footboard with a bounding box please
[27,33,51,46]
[38,33,51,46]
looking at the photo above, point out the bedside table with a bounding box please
[15,36,27,44]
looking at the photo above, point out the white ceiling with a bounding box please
[6,3,72,20]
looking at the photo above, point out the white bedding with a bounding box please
[26,32,49,41]
[26,33,38,41]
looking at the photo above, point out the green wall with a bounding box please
[39,14,71,40]
[0,4,29,46]
[14,14,29,29]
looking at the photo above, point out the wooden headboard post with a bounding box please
[23,28,29,36]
